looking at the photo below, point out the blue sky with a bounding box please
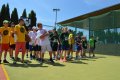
[0,0,120,26]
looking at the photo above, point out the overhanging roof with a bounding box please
[58,3,120,26]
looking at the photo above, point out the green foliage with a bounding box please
[11,8,19,25]
[28,10,37,27]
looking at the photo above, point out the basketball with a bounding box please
[25,34,31,42]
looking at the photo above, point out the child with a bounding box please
[28,26,37,60]
[9,22,15,60]
[0,20,10,63]
[51,31,60,60]
[81,36,88,57]
[75,34,82,60]
[60,27,69,62]
[89,36,97,57]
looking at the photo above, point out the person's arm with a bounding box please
[14,25,18,34]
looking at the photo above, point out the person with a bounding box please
[0,20,10,63]
[36,23,54,63]
[51,31,60,60]
[89,36,97,57]
[13,19,27,64]
[28,26,37,60]
[75,34,82,60]
[49,28,55,59]
[60,27,69,62]
[9,22,15,60]
[81,36,88,57]
[68,29,74,59]
[26,28,31,58]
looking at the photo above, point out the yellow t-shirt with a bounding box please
[68,33,74,45]
[10,27,15,45]
[0,27,10,44]
[15,24,26,42]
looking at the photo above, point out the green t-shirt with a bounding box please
[89,38,94,47]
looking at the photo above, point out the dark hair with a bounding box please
[18,19,24,23]
[54,31,58,36]
[69,29,72,32]
[37,23,42,27]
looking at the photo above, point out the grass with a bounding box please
[3,53,120,80]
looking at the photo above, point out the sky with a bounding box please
[0,0,120,26]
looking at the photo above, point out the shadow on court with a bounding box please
[4,63,48,68]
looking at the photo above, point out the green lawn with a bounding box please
[3,53,120,80]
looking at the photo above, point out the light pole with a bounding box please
[53,8,60,29]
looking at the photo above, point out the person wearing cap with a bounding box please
[9,22,15,60]
[13,19,27,64]
[0,20,10,64]
[28,26,37,60]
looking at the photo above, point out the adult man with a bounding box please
[0,20,10,64]
[13,19,27,64]
[36,23,54,63]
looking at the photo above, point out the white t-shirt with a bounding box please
[28,31,37,45]
[36,29,50,46]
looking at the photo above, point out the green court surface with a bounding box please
[3,53,120,80]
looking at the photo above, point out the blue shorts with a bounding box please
[62,45,69,50]
[58,44,62,50]
[76,45,82,51]
[29,45,37,51]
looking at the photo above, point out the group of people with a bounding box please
[0,19,97,64]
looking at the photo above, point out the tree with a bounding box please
[5,3,10,21]
[0,4,6,26]
[22,9,27,18]
[28,10,37,27]
[11,8,19,25]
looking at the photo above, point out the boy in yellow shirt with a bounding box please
[68,29,74,59]
[13,19,27,64]
[0,20,10,64]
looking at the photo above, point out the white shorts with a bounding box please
[41,44,52,53]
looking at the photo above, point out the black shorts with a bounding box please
[52,44,58,51]
[26,42,29,49]
[36,45,41,51]
[10,44,15,49]
[29,45,38,51]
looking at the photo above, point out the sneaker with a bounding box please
[60,59,63,62]
[75,56,79,60]
[93,55,95,57]
[26,54,28,58]
[0,60,1,64]
[39,59,44,63]
[32,55,36,59]
[11,57,15,60]
[30,54,33,60]
[17,57,21,61]
[63,58,67,62]
[3,60,9,63]
[49,58,54,63]
[13,61,17,64]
